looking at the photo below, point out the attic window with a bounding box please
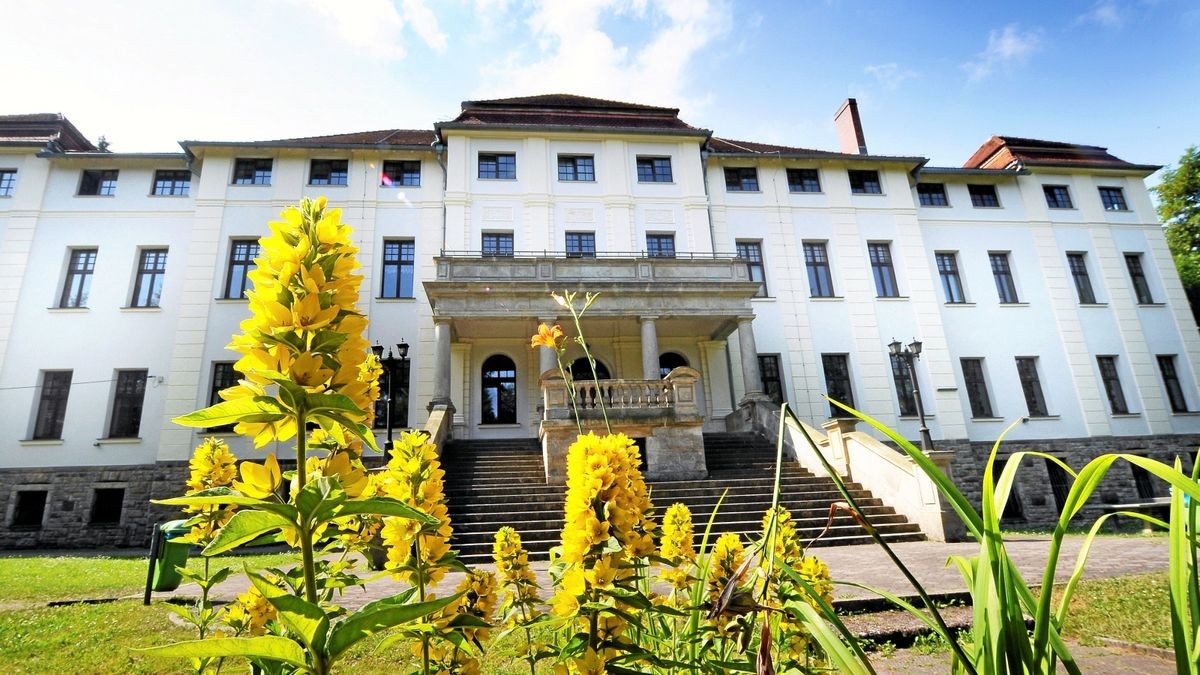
[78,169,118,196]
[848,170,882,194]
[916,183,948,206]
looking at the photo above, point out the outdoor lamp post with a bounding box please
[889,338,934,453]
[371,339,410,451]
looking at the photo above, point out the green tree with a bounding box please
[1155,145,1200,323]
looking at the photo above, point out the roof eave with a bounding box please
[35,151,187,160]
[918,166,1030,177]
[1019,160,1161,175]
[180,140,436,152]
[434,122,712,139]
[708,150,927,167]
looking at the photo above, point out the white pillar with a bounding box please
[430,318,454,410]
[737,317,762,400]
[640,316,660,380]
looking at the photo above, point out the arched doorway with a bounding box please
[481,354,517,424]
[569,357,611,381]
[659,351,688,378]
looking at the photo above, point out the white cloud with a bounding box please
[1076,0,1125,27]
[864,63,916,91]
[961,24,1042,82]
[473,0,731,113]
[287,0,448,59]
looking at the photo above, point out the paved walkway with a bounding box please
[150,534,1169,609]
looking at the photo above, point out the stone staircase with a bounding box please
[440,432,923,564]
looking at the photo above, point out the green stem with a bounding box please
[295,412,318,607]
[198,556,210,640]
[414,535,431,675]
[565,295,610,434]
[555,355,582,435]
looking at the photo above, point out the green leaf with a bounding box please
[202,510,293,556]
[247,571,329,656]
[153,491,299,522]
[172,396,289,427]
[310,330,349,355]
[295,476,342,524]
[305,391,367,416]
[327,592,462,660]
[334,497,439,526]
[134,636,307,668]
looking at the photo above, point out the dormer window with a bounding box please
[78,169,118,196]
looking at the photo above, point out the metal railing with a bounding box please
[439,249,743,261]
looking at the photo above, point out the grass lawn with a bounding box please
[1058,572,1172,650]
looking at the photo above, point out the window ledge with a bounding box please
[479,423,523,429]
[919,204,952,208]
[998,302,1030,307]
[74,194,116,198]
[96,437,142,445]
[1023,415,1061,421]
[19,439,64,446]
[557,179,597,184]
[851,191,885,196]
[726,190,762,194]
[971,417,1006,423]
[1137,302,1166,308]
[1046,206,1077,211]
[1171,411,1200,416]
[1079,302,1109,308]
[47,306,89,313]
[1110,412,1141,419]
[213,297,248,303]
[148,194,191,198]
[897,414,935,420]
[876,296,910,302]
[230,183,272,187]
[944,302,976,307]
[787,190,824,195]
[971,205,1003,209]
[120,306,162,312]
[375,297,417,303]
[309,183,349,188]
[809,296,844,302]
[477,177,518,182]
[751,296,776,302]
[636,181,675,185]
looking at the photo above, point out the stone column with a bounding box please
[640,316,660,380]
[429,318,454,410]
[737,317,762,399]
[538,316,558,376]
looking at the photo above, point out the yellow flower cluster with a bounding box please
[418,569,496,675]
[223,585,277,636]
[560,433,655,563]
[357,353,384,430]
[378,431,453,586]
[763,505,803,577]
[181,438,238,544]
[796,555,834,608]
[658,502,695,593]
[706,532,746,604]
[219,197,372,448]
[493,526,541,625]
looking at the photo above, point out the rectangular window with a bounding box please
[482,233,514,257]
[224,240,259,299]
[1125,253,1154,304]
[1067,253,1097,304]
[10,490,47,530]
[889,353,917,416]
[310,159,349,186]
[1158,355,1189,413]
[89,487,125,525]
[1016,357,1049,417]
[130,248,167,308]
[990,252,1019,303]
[1097,356,1129,414]
[108,370,147,438]
[968,184,1000,207]
[1099,186,1128,211]
[1043,184,1073,209]
[557,155,595,182]
[786,168,820,193]
[33,371,72,440]
[758,354,783,405]
[917,182,948,206]
[936,252,965,303]
[868,242,899,297]
[382,160,421,186]
[565,232,596,258]
[736,240,767,297]
[60,248,98,308]
[848,169,882,194]
[724,167,759,191]
[478,153,515,180]
[636,156,672,183]
[78,169,118,196]
[232,158,272,185]
[380,239,415,298]
[1045,458,1072,511]
[646,234,675,258]
[151,170,190,196]
[960,358,994,418]
[821,353,855,417]
[208,362,238,432]
[0,169,15,197]
[803,242,834,297]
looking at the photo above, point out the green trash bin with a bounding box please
[150,519,192,592]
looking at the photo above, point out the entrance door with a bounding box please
[481,354,517,424]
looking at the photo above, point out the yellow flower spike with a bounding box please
[530,323,564,349]
[291,293,339,332]
[323,451,368,497]
[233,453,282,499]
[289,351,334,390]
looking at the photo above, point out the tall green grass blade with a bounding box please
[787,601,871,675]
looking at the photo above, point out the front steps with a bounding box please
[440,433,923,564]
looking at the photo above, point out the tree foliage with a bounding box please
[1155,145,1200,290]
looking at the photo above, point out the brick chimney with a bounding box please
[834,98,867,155]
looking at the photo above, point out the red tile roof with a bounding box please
[264,128,436,147]
[964,135,1156,171]
[0,113,96,152]
[463,94,678,113]
[440,93,707,134]
[707,136,926,164]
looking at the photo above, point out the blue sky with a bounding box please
[7,0,1198,176]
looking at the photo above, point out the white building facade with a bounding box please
[1,97,1197,547]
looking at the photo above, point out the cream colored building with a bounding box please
[0,96,1196,546]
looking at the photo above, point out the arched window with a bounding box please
[481,354,517,424]
[659,352,689,378]
[569,357,611,381]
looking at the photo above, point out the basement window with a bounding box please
[11,490,48,530]
[89,487,125,526]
